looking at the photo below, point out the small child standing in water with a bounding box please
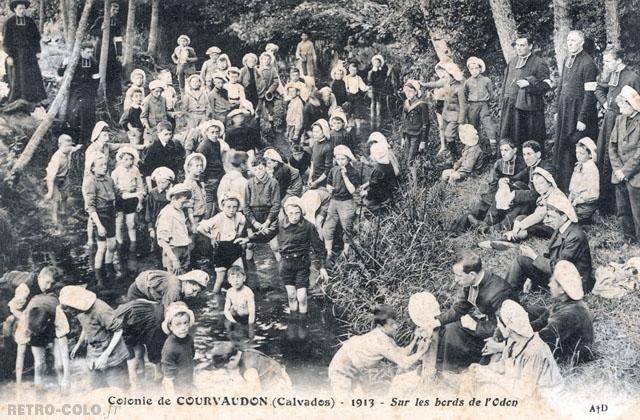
[111,147,145,255]
[146,167,175,254]
[161,302,195,393]
[45,134,82,224]
[223,266,256,325]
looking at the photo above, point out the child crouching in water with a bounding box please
[197,193,247,294]
[441,124,483,184]
[161,301,196,393]
[224,266,256,334]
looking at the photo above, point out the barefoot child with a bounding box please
[146,167,175,253]
[183,153,208,233]
[344,62,369,131]
[61,286,130,389]
[401,80,429,163]
[197,193,247,293]
[156,183,193,274]
[161,302,196,393]
[83,153,118,284]
[224,266,256,325]
[367,55,387,120]
[111,147,145,255]
[45,134,82,224]
[324,145,360,259]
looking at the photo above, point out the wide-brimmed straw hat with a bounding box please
[206,46,222,55]
[168,183,192,199]
[116,146,140,164]
[466,56,486,73]
[553,261,584,300]
[184,152,207,172]
[162,301,195,335]
[59,285,96,312]
[151,167,175,182]
[177,34,191,45]
[149,79,165,91]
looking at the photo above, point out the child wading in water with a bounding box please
[197,193,247,294]
[45,134,82,225]
[146,167,175,254]
[224,266,256,326]
[161,302,196,393]
[156,183,193,274]
[111,146,145,256]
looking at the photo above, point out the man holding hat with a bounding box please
[436,253,515,372]
[499,33,551,151]
[505,193,594,294]
[464,56,498,157]
[528,261,594,363]
[553,30,599,193]
[609,84,640,244]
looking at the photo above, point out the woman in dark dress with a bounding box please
[3,0,47,103]
[58,42,100,145]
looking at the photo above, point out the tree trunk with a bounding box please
[60,0,70,46]
[10,0,96,178]
[38,0,45,32]
[418,0,453,62]
[68,0,78,52]
[489,0,517,63]
[98,0,112,96]
[147,0,160,57]
[604,0,620,49]
[552,0,571,75]
[123,0,137,74]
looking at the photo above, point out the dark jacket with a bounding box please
[531,298,594,363]
[609,112,640,188]
[438,271,516,339]
[481,155,527,204]
[511,160,556,205]
[501,54,551,111]
[402,98,429,139]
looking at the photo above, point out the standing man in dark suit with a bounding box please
[498,33,551,151]
[553,30,599,193]
[609,85,640,244]
[436,253,516,372]
[594,48,640,215]
[505,193,594,294]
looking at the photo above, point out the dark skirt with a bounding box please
[6,48,46,103]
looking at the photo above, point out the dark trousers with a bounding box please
[514,214,554,239]
[437,321,486,372]
[505,255,552,292]
[615,182,640,243]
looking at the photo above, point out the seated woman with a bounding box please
[569,137,600,224]
[468,300,562,397]
[211,341,292,394]
[327,305,431,396]
[506,168,567,241]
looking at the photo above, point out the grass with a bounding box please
[324,132,640,397]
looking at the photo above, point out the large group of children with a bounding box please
[2,4,639,399]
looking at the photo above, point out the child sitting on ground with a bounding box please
[156,183,193,274]
[119,88,144,144]
[568,137,600,224]
[146,167,175,254]
[124,68,146,111]
[161,302,195,393]
[171,34,198,93]
[111,146,145,255]
[441,124,483,184]
[197,193,247,294]
[224,266,256,326]
[45,134,82,225]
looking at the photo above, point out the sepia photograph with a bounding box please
[0,0,637,418]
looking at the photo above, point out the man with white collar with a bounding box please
[436,253,515,372]
[595,48,640,215]
[498,33,551,150]
[505,193,594,295]
[553,30,599,193]
[609,84,640,244]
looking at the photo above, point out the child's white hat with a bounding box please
[168,183,192,199]
[577,137,597,160]
[283,196,305,215]
[284,82,301,93]
[546,192,578,223]
[371,54,385,67]
[59,285,96,311]
[370,143,390,164]
[184,152,207,173]
[129,68,146,83]
[330,65,346,80]
[403,79,422,96]
[311,118,331,140]
[265,43,279,53]
[177,34,191,45]
[500,300,534,337]
[466,56,486,73]
[264,148,284,164]
[435,61,464,81]
[408,292,441,328]
[227,66,241,75]
[116,145,140,164]
[151,167,175,182]
[162,301,195,335]
[367,131,389,147]
[90,121,109,142]
[177,269,210,288]
[149,79,166,91]
[242,53,258,66]
[553,261,584,300]
[206,46,222,55]
[86,152,107,172]
[618,85,640,112]
[329,110,348,126]
[227,105,253,120]
[211,71,227,81]
[300,189,330,224]
[532,166,557,189]
[333,145,356,161]
[220,191,242,206]
[199,119,225,136]
[458,124,479,146]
